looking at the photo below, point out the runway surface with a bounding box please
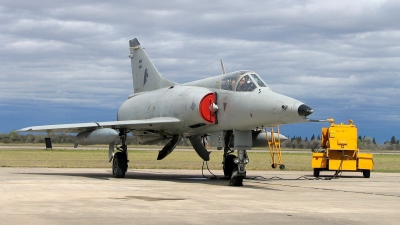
[1,168,399,224]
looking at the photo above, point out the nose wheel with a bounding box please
[223,154,236,180]
[223,150,248,186]
[228,168,243,186]
[221,131,248,186]
[223,154,244,186]
[223,153,246,186]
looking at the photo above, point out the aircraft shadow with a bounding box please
[19,169,284,190]
[19,171,112,181]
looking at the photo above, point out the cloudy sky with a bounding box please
[1,0,399,143]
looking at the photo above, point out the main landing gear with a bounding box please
[113,129,129,178]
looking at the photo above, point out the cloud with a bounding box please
[0,0,399,142]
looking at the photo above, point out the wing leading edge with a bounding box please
[17,117,181,133]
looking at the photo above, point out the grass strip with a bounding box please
[0,148,399,172]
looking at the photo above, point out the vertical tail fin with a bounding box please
[129,38,176,93]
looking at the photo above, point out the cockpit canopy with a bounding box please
[182,70,270,92]
[220,71,268,92]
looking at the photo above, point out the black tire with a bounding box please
[113,152,128,178]
[313,168,320,177]
[271,163,276,169]
[279,164,285,170]
[223,154,236,180]
[228,168,243,186]
[363,170,370,178]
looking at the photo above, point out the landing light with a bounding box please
[233,157,249,164]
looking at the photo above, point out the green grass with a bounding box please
[370,154,400,172]
[1,148,399,172]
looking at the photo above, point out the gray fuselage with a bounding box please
[117,71,308,136]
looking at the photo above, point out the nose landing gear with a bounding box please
[221,130,251,186]
[229,149,249,186]
[223,149,249,186]
[223,153,249,186]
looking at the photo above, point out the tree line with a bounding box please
[1,131,399,150]
[282,135,400,150]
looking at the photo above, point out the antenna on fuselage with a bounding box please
[220,59,226,75]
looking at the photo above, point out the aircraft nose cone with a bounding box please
[298,104,313,117]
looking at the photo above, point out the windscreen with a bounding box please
[250,74,267,87]
[220,71,267,92]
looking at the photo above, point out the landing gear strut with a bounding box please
[113,129,129,178]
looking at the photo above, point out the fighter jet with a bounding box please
[18,38,314,186]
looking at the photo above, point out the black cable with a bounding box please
[206,161,219,179]
[332,154,353,179]
[246,174,338,181]
[199,153,355,181]
[201,161,220,180]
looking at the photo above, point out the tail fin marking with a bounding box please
[129,38,176,93]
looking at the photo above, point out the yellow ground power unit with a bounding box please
[311,119,374,178]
